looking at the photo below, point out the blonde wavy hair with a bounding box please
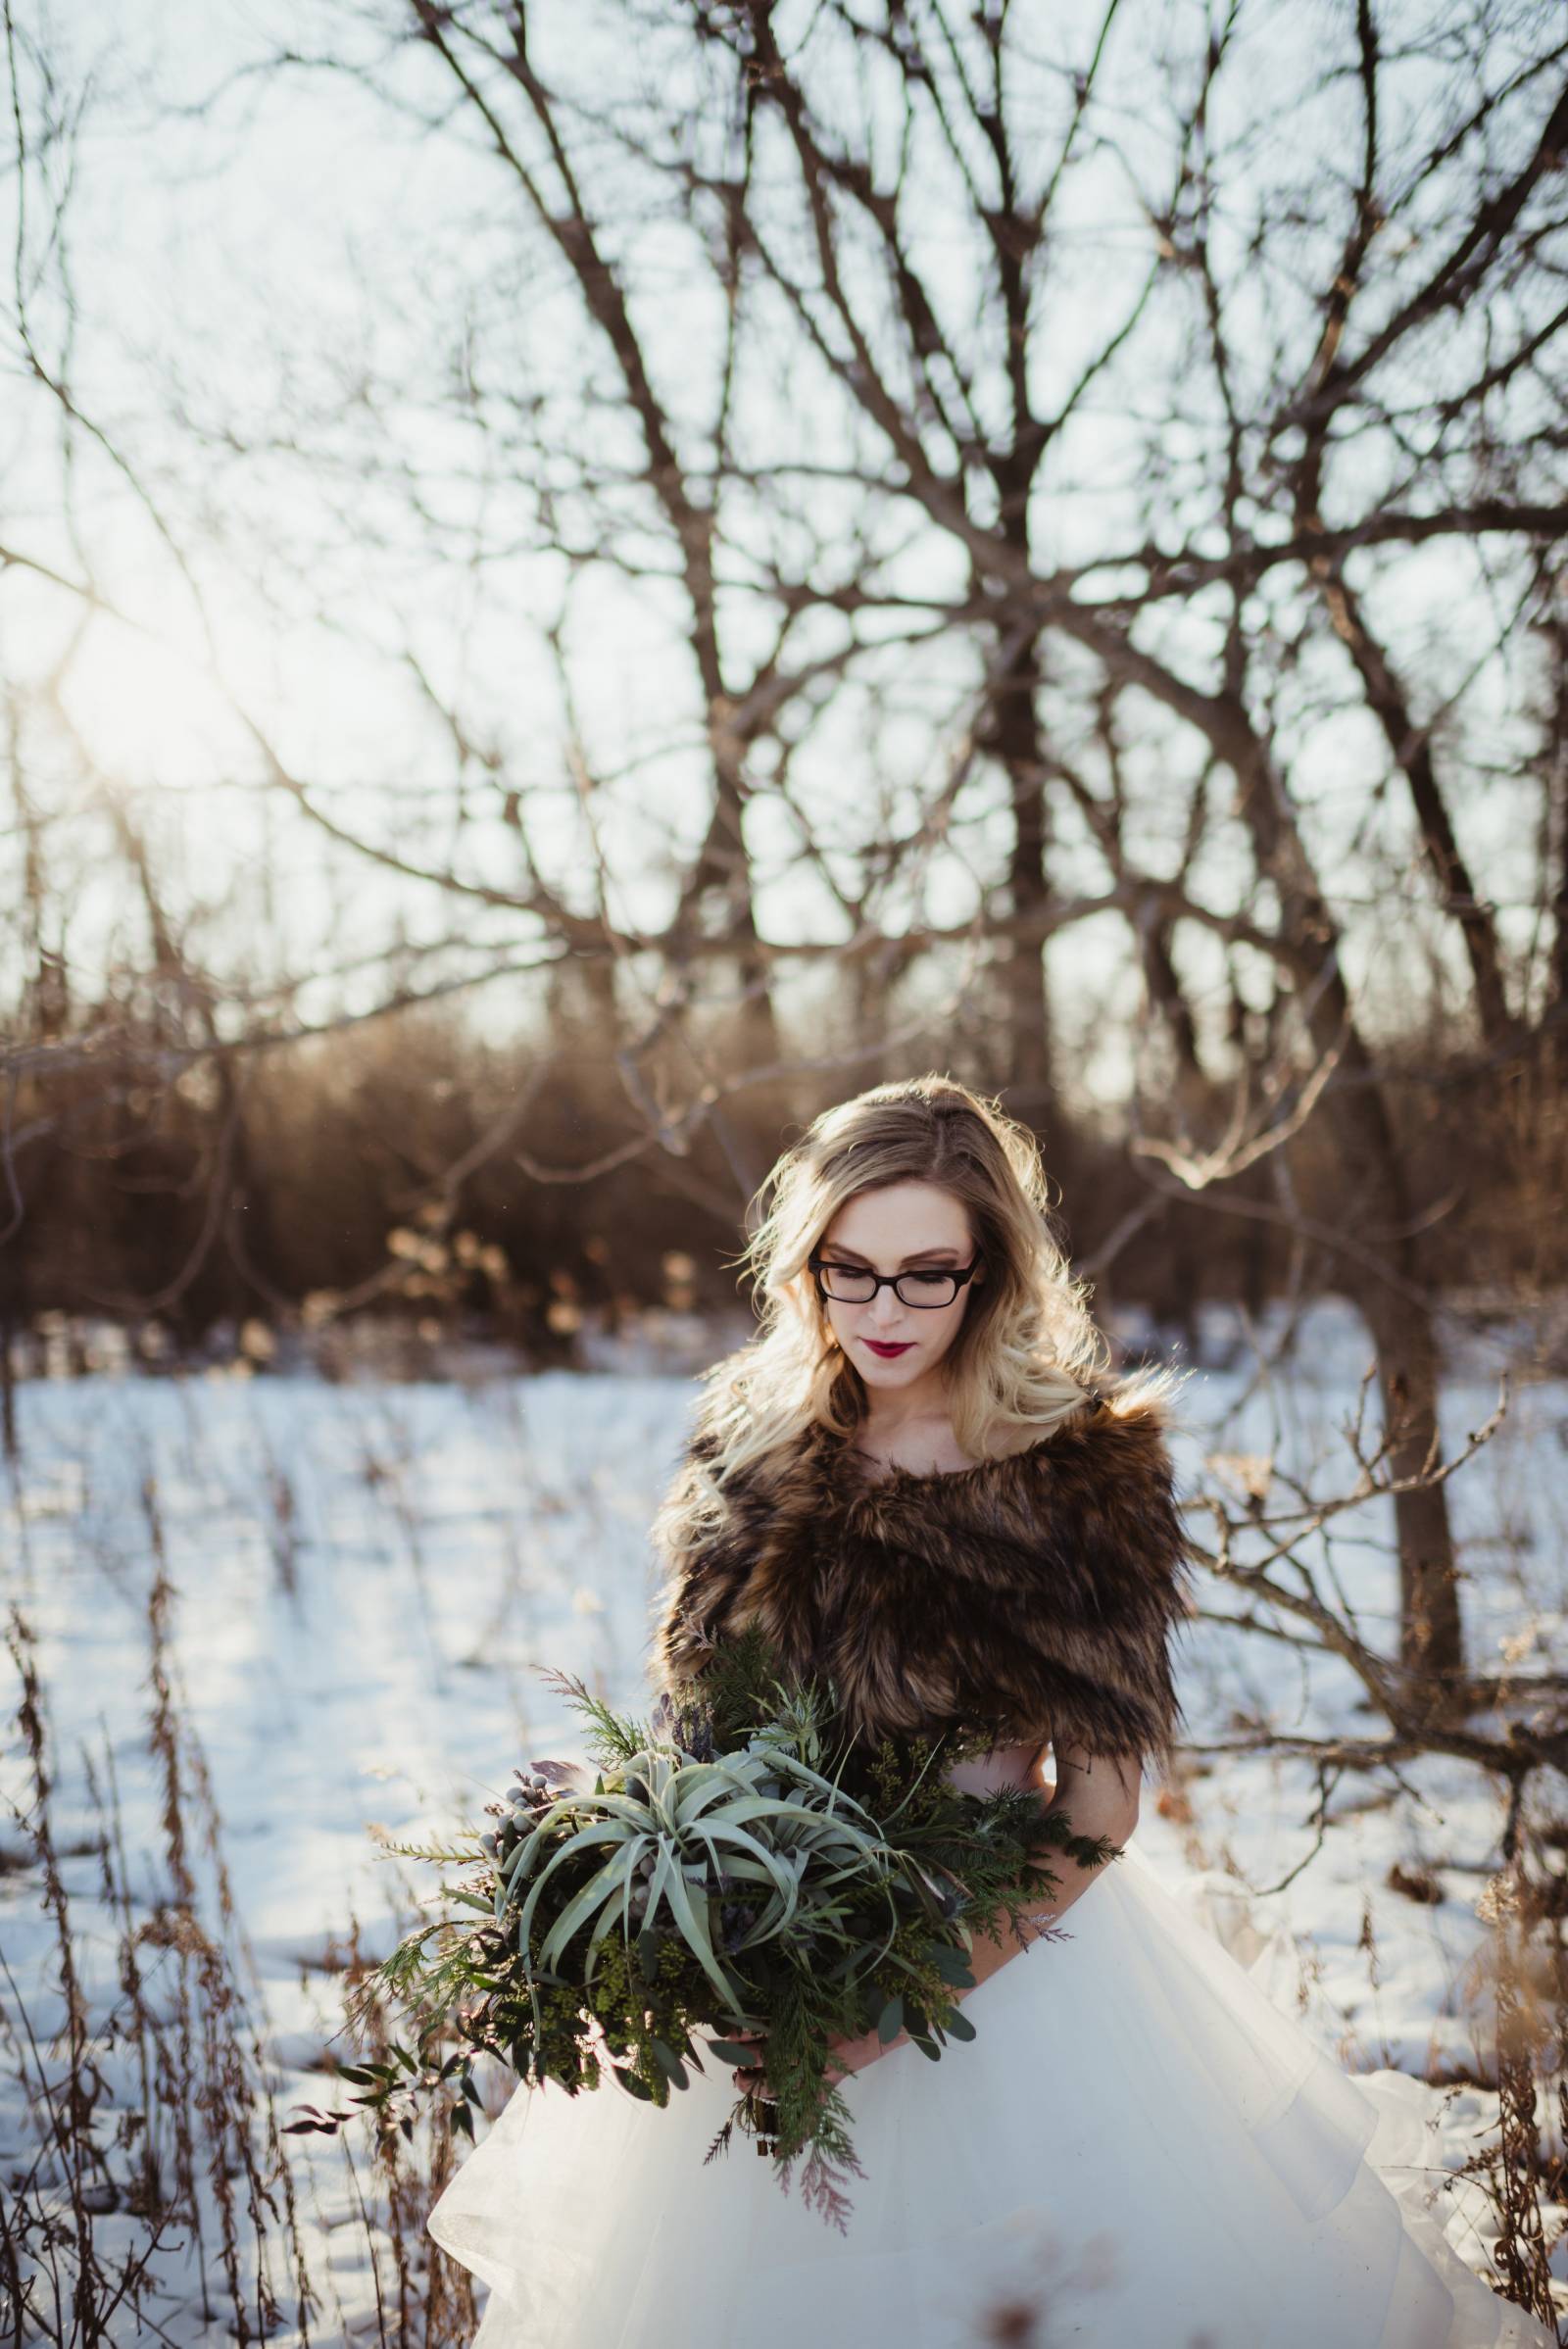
[672,1072,1170,1500]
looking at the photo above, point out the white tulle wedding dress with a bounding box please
[424,1821,1555,2348]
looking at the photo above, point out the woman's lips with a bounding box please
[862,1339,914,1357]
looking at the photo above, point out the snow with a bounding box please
[2,1300,1562,2341]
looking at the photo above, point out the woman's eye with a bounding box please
[906,1272,947,1290]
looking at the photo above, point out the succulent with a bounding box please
[717,1899,756,1952]
[493,1729,897,2023]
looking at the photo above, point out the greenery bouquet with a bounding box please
[320,1627,1117,2225]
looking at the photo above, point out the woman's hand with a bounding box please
[724,2028,774,2128]
[818,2020,906,2085]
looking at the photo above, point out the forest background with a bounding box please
[5,0,1568,2341]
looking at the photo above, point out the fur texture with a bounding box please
[648,1385,1197,1779]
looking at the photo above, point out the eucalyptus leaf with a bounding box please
[649,2038,689,2089]
[928,1944,978,1988]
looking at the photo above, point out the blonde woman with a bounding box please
[428,1075,1550,2348]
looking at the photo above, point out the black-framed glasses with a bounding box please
[807,1253,983,1309]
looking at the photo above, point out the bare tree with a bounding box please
[222,0,1553,1688]
[5,0,1567,1684]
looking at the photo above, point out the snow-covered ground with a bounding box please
[2,1300,1564,2342]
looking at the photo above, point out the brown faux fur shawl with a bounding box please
[647,1385,1197,1780]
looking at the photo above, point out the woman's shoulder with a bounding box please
[1035,1368,1186,1477]
[965,1370,1183,1481]
[900,1376,1191,1588]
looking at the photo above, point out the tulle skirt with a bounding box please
[425,1837,1555,2347]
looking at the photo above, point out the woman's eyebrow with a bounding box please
[824,1245,960,1266]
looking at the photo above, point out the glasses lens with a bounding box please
[820,1264,876,1301]
[895,1271,959,1307]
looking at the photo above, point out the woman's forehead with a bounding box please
[821,1180,970,1252]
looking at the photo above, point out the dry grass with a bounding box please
[0,1582,477,2347]
[327,1924,479,2349]
[1449,1852,1568,2331]
[1,1594,309,2344]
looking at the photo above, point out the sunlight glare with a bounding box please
[60,616,249,794]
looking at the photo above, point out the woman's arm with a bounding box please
[816,1738,1138,2080]
[733,1737,1141,2094]
[955,1737,1140,2002]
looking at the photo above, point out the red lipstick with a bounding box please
[863,1340,914,1357]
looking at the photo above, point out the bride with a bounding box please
[426,1074,1555,2347]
